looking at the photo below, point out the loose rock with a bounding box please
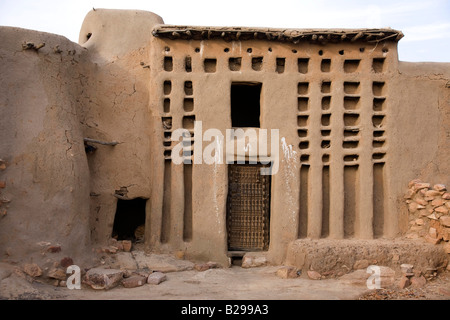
[60,257,74,268]
[147,272,167,285]
[47,268,67,281]
[433,184,446,192]
[400,264,414,274]
[122,275,146,288]
[84,268,124,290]
[410,275,427,288]
[307,270,322,280]
[276,266,299,279]
[398,276,411,289]
[23,263,42,278]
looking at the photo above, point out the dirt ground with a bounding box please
[1,262,449,301]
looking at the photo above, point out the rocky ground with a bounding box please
[0,249,449,301]
[359,272,450,300]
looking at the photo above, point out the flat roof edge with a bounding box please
[152,25,403,43]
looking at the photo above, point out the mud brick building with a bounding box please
[0,9,449,269]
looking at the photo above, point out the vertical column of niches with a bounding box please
[162,80,173,160]
[342,81,361,152]
[182,81,195,162]
[321,80,332,164]
[342,58,362,164]
[297,81,310,163]
[372,80,387,162]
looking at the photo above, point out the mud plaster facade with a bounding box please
[0,9,449,268]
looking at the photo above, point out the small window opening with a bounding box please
[164,57,173,72]
[112,198,147,242]
[184,81,193,95]
[185,56,192,72]
[229,57,242,71]
[276,58,285,73]
[204,59,217,73]
[231,82,262,128]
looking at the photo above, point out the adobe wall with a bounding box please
[77,9,163,246]
[147,28,402,265]
[0,27,93,265]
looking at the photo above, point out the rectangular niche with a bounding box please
[344,165,359,238]
[343,141,359,149]
[297,115,309,127]
[372,115,385,128]
[162,116,172,131]
[373,163,385,238]
[373,140,386,148]
[322,96,331,110]
[163,98,170,113]
[373,153,386,161]
[321,59,331,72]
[298,58,309,74]
[344,59,360,73]
[373,97,386,111]
[299,141,309,150]
[321,166,330,238]
[373,81,386,96]
[344,154,359,162]
[164,81,172,95]
[184,81,193,96]
[183,115,196,130]
[372,58,385,73]
[164,131,172,140]
[321,129,331,137]
[300,154,310,162]
[252,57,264,71]
[321,114,331,127]
[321,81,331,93]
[204,58,217,73]
[185,56,192,72]
[298,129,308,138]
[344,82,360,94]
[298,164,309,238]
[184,98,194,112]
[344,96,360,110]
[298,82,309,95]
[298,97,309,112]
[229,57,242,71]
[164,56,173,72]
[344,128,359,137]
[183,163,193,242]
[321,140,331,149]
[276,58,285,74]
[344,113,360,126]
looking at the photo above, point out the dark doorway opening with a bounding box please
[231,82,262,128]
[112,198,146,242]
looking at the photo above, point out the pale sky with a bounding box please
[0,0,449,62]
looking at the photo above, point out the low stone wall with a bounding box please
[285,239,448,279]
[404,180,450,255]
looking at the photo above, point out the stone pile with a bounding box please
[404,180,450,254]
[84,268,167,290]
[397,263,428,289]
